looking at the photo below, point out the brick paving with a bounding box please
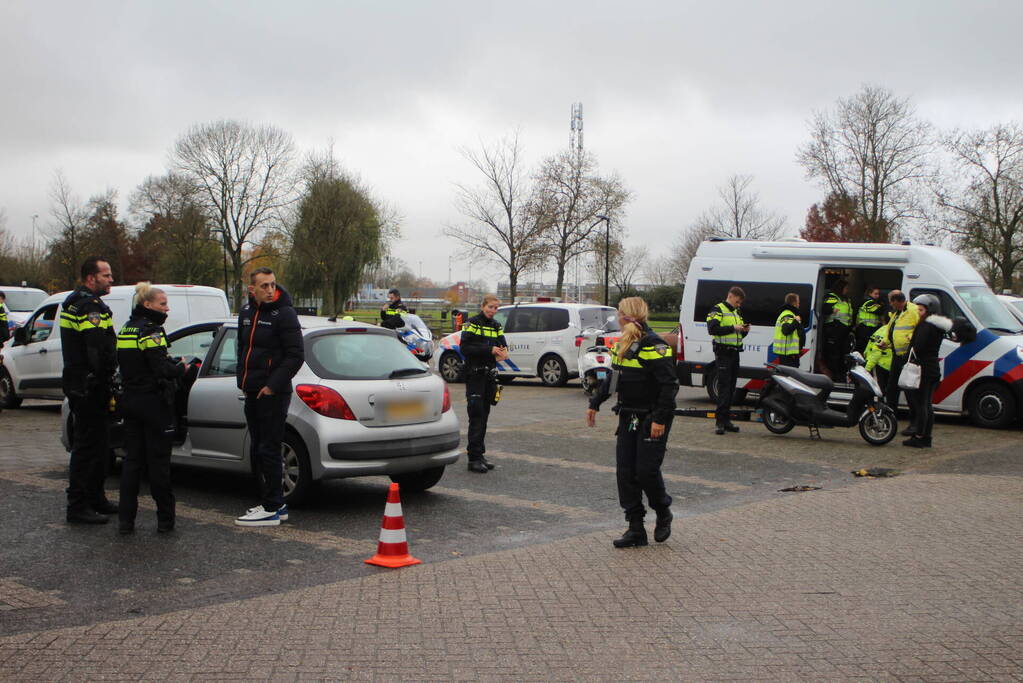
[2,473,1021,681]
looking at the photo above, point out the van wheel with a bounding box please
[538,354,568,387]
[281,431,315,506]
[967,382,1017,429]
[390,466,445,493]
[439,352,465,383]
[0,369,22,408]
[704,368,745,405]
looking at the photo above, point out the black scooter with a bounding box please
[757,352,897,446]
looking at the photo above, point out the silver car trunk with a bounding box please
[327,375,441,427]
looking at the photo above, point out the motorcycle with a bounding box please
[395,313,435,363]
[757,352,897,446]
[580,344,613,396]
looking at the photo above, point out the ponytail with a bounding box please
[132,281,164,308]
[615,296,649,359]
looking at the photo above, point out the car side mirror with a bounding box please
[12,326,27,346]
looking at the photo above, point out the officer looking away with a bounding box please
[772,293,804,368]
[460,294,509,473]
[234,267,304,527]
[380,288,408,330]
[707,286,749,435]
[855,285,886,353]
[62,256,118,524]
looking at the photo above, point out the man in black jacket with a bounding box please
[380,288,408,330]
[460,294,509,473]
[61,257,118,524]
[234,268,304,527]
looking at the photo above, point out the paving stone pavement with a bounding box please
[2,472,1021,681]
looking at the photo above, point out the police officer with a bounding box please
[855,285,885,353]
[707,286,749,435]
[587,296,678,548]
[460,294,509,473]
[380,288,408,330]
[772,292,804,368]
[878,290,919,433]
[864,322,893,390]
[0,291,10,347]
[116,283,186,534]
[61,256,118,524]
[822,279,853,378]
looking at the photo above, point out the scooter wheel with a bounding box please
[763,409,795,435]
[859,404,897,446]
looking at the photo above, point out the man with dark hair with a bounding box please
[380,288,408,330]
[707,286,749,435]
[235,267,304,527]
[61,256,118,524]
[772,293,804,368]
[878,289,919,432]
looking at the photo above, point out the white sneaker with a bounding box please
[245,504,288,522]
[235,505,281,527]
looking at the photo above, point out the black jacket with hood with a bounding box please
[909,314,952,380]
[236,284,304,394]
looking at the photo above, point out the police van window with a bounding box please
[537,308,569,332]
[954,286,1023,334]
[506,308,542,333]
[27,304,58,343]
[492,309,510,330]
[694,280,813,327]
[909,289,966,324]
[206,328,239,377]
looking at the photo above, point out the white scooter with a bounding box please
[580,344,614,396]
[395,313,435,362]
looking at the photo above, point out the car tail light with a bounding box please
[575,335,584,347]
[442,383,451,412]
[296,384,356,420]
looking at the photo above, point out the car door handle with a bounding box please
[237,395,246,401]
[38,348,46,354]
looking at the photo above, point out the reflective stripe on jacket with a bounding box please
[857,299,885,328]
[824,293,852,327]
[772,310,800,356]
[889,305,919,357]
[707,302,744,347]
[864,324,893,372]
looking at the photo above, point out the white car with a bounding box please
[997,294,1023,324]
[61,317,460,504]
[435,303,619,386]
[1,284,229,407]
[1,286,48,330]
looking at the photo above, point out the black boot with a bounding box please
[654,508,673,543]
[467,459,489,473]
[612,519,648,548]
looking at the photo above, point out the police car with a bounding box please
[678,239,1023,428]
[435,303,619,386]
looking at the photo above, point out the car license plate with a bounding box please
[386,399,426,420]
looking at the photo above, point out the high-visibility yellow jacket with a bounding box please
[887,304,920,357]
[865,323,893,372]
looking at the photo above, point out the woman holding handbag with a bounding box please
[903,294,952,448]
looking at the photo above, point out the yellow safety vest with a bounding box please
[864,324,893,372]
[824,293,852,327]
[772,310,800,356]
[857,299,884,328]
[889,305,919,357]
[707,302,744,347]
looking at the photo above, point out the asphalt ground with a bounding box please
[0,379,1020,645]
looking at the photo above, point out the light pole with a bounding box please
[594,215,611,306]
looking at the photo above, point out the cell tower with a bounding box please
[569,102,584,155]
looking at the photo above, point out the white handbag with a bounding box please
[898,350,921,390]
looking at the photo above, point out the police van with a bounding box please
[0,284,230,407]
[677,239,1023,428]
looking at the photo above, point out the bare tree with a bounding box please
[46,170,90,289]
[609,245,648,299]
[642,254,678,287]
[670,218,717,285]
[446,133,548,299]
[698,174,786,240]
[533,149,631,297]
[933,123,1023,292]
[798,85,933,242]
[171,120,298,308]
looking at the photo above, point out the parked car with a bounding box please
[435,303,619,386]
[997,294,1023,324]
[1,286,48,330]
[61,317,460,504]
[1,284,229,408]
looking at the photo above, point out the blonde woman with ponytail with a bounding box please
[587,296,679,548]
[115,282,185,534]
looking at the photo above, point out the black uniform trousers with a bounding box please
[823,322,851,377]
[714,347,740,427]
[244,392,290,513]
[908,374,938,439]
[119,392,175,527]
[465,370,494,460]
[66,391,112,513]
[885,353,917,426]
[776,354,800,368]
[616,410,673,520]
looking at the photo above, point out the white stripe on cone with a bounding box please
[378,528,408,544]
[384,502,403,517]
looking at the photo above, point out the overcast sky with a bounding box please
[2,1,1020,288]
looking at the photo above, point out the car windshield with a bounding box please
[956,286,1023,334]
[4,291,46,311]
[306,331,429,380]
[579,307,621,332]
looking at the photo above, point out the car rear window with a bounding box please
[305,331,429,380]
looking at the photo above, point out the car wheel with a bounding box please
[704,367,718,403]
[439,352,465,383]
[390,466,445,493]
[967,382,1017,429]
[281,431,315,506]
[0,368,22,408]
[538,354,568,387]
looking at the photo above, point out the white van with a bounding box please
[435,303,619,386]
[678,239,1023,428]
[0,284,230,407]
[1,286,48,330]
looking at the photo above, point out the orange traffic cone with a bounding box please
[365,483,422,568]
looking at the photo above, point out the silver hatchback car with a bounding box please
[62,317,461,504]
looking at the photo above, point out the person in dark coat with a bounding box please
[234,268,304,526]
[460,294,509,473]
[902,294,951,448]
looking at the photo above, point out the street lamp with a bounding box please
[593,215,611,306]
[31,214,38,249]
